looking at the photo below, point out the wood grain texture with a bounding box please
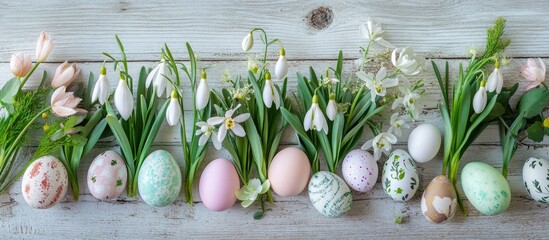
[0,0,548,239]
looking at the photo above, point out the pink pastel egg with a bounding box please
[87,150,127,201]
[199,158,240,211]
[341,149,378,192]
[268,147,311,196]
[22,156,68,209]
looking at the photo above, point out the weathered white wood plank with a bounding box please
[1,0,549,62]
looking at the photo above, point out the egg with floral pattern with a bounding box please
[382,149,419,202]
[421,175,458,224]
[523,157,549,204]
[341,149,378,192]
[87,150,127,201]
[22,156,68,209]
[138,150,181,207]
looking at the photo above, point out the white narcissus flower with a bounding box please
[262,71,281,109]
[520,58,546,91]
[166,90,182,126]
[275,47,288,80]
[51,61,80,88]
[235,178,270,208]
[91,66,110,105]
[304,95,328,134]
[10,52,32,78]
[146,58,172,98]
[388,113,410,137]
[36,31,53,62]
[486,61,503,93]
[207,104,250,143]
[359,18,394,48]
[195,121,222,150]
[326,93,337,121]
[362,132,397,161]
[391,47,425,76]
[242,32,254,52]
[50,86,87,117]
[473,80,488,114]
[357,67,399,101]
[196,70,210,110]
[114,75,134,120]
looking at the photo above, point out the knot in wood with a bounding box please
[306,6,333,30]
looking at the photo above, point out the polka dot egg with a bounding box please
[341,149,378,192]
[87,150,127,201]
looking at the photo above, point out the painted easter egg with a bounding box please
[341,149,378,192]
[421,175,458,224]
[308,171,352,217]
[268,147,311,196]
[461,162,511,215]
[523,157,549,204]
[382,149,419,202]
[199,158,241,211]
[22,156,68,209]
[87,150,127,201]
[138,150,181,207]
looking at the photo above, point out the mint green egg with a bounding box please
[138,150,181,207]
[461,162,511,215]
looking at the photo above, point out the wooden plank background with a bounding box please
[1,0,548,239]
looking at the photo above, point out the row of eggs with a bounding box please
[20,123,549,223]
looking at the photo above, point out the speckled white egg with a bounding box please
[341,149,378,192]
[87,150,127,201]
[382,149,419,202]
[523,157,549,204]
[408,124,441,163]
[308,171,352,217]
[22,156,68,209]
[138,150,181,207]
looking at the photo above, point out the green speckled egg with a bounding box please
[138,150,181,207]
[461,162,511,215]
[308,171,352,217]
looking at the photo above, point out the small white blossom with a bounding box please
[388,113,410,137]
[262,71,281,109]
[195,121,222,150]
[391,47,425,76]
[359,18,394,48]
[304,95,328,134]
[486,62,503,93]
[357,67,398,101]
[275,48,288,80]
[473,81,488,114]
[362,132,397,161]
[207,104,250,143]
[146,58,173,98]
[242,32,254,52]
[326,94,337,121]
[235,179,270,208]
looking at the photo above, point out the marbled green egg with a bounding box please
[138,150,181,207]
[308,171,352,217]
[461,162,511,215]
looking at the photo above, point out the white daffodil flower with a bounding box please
[304,95,328,134]
[362,132,397,161]
[359,18,394,48]
[207,104,250,143]
[486,62,503,93]
[242,32,254,52]
[166,90,182,126]
[196,70,210,110]
[114,75,134,120]
[235,178,270,208]
[388,113,410,137]
[473,80,488,114]
[275,47,288,80]
[195,121,222,150]
[391,47,425,76]
[146,58,173,97]
[262,71,281,109]
[357,67,399,102]
[326,93,337,121]
[91,66,110,105]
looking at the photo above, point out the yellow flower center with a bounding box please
[225,118,236,129]
[544,118,549,128]
[375,84,383,94]
[43,124,49,131]
[376,141,385,149]
[409,98,415,104]
[41,112,48,119]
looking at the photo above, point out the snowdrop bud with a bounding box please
[275,47,288,80]
[166,90,182,126]
[326,93,337,121]
[486,61,503,93]
[114,74,134,120]
[196,69,210,110]
[10,52,32,78]
[262,71,281,109]
[36,32,53,62]
[242,32,254,52]
[473,80,488,114]
[51,61,80,88]
[91,66,110,105]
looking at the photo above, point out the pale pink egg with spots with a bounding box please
[87,150,127,201]
[22,156,68,209]
[341,149,378,192]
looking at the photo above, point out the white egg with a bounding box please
[341,149,378,192]
[408,124,441,163]
[308,171,352,217]
[382,149,419,202]
[523,157,549,204]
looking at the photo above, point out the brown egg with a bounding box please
[421,175,458,224]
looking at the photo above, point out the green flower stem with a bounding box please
[19,62,41,91]
[359,40,373,72]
